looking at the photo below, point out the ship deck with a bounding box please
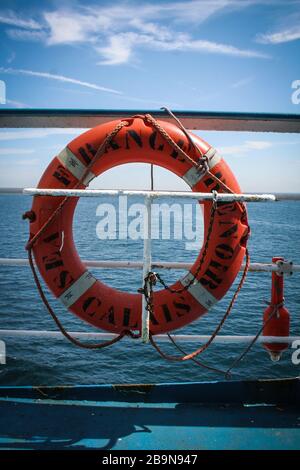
[0,378,299,450]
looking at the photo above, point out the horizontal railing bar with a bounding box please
[1,109,300,133]
[23,188,276,202]
[0,189,299,200]
[0,329,299,344]
[1,258,300,272]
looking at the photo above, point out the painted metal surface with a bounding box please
[0,379,299,450]
[0,109,300,133]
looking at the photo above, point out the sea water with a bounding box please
[0,194,299,385]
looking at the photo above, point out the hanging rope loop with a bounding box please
[149,248,250,364]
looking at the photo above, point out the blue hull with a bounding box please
[0,378,299,450]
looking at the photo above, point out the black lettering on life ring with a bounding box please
[83,296,102,317]
[217,202,236,215]
[170,139,186,162]
[149,131,164,151]
[54,270,74,290]
[200,259,226,290]
[122,307,134,327]
[78,146,92,165]
[53,165,71,187]
[215,243,234,260]
[161,300,191,323]
[41,231,64,271]
[220,223,238,239]
[125,130,143,149]
[42,253,64,271]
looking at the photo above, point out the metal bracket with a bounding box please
[276,260,294,276]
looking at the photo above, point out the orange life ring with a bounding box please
[28,116,249,335]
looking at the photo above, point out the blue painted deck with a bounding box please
[0,378,299,450]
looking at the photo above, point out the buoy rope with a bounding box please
[144,249,249,367]
[225,300,285,377]
[146,110,247,216]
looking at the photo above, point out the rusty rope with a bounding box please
[145,113,207,175]
[225,299,284,377]
[151,109,248,217]
[148,248,250,363]
[160,107,205,160]
[166,332,229,375]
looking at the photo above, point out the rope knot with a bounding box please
[264,299,285,318]
[145,271,157,286]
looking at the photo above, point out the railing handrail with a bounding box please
[1,258,299,273]
[22,188,276,202]
[0,329,299,345]
[1,108,300,132]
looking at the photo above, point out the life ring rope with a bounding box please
[148,248,250,365]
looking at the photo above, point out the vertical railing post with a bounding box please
[141,194,152,343]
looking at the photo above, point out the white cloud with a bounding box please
[154,36,268,58]
[97,30,268,65]
[148,0,233,24]
[218,140,273,155]
[0,67,122,95]
[0,148,35,155]
[2,2,269,65]
[257,25,300,44]
[256,10,300,45]
[130,18,173,40]
[0,10,41,29]
[6,29,47,42]
[231,77,254,88]
[44,10,111,45]
[0,129,84,141]
[97,34,135,65]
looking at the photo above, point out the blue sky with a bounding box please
[0,0,299,191]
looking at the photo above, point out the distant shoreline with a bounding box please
[1,188,300,200]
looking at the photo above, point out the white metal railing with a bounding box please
[0,330,299,345]
[1,258,299,273]
[23,188,276,202]
[0,189,299,200]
